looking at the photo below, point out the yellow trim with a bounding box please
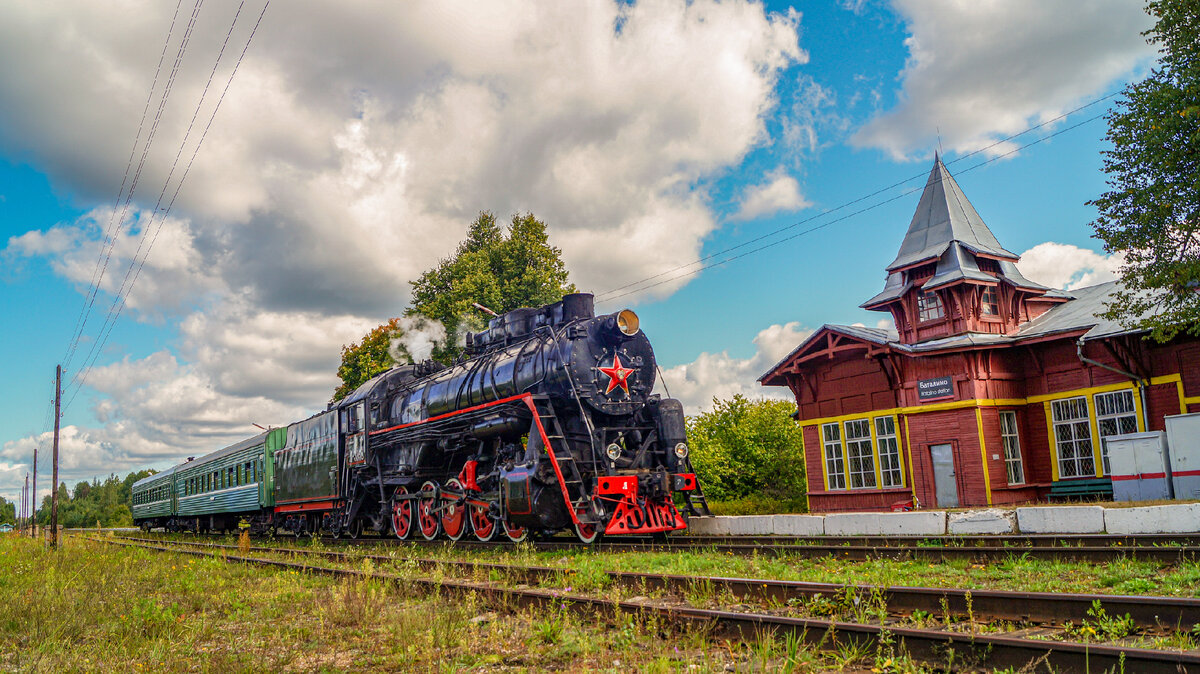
[903,415,916,502]
[874,413,906,489]
[867,415,883,487]
[1045,401,1058,482]
[975,407,993,505]
[1086,395,1103,477]
[798,373,1191,492]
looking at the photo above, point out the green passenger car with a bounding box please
[173,431,272,533]
[132,466,178,529]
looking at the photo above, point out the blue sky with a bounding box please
[0,0,1156,505]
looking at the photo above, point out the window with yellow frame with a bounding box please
[820,414,905,491]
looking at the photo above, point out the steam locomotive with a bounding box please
[133,293,705,542]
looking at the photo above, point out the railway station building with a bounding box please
[759,156,1200,512]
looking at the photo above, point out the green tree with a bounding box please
[686,395,807,511]
[332,211,575,401]
[0,497,14,525]
[1090,0,1200,341]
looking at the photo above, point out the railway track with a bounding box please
[96,534,1200,673]
[139,528,1200,562]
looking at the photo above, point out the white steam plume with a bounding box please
[388,316,448,363]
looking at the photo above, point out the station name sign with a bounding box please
[917,376,954,402]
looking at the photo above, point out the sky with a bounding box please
[0,0,1158,507]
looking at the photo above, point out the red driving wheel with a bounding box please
[470,501,497,542]
[503,519,526,543]
[418,481,441,541]
[441,478,468,541]
[391,486,413,540]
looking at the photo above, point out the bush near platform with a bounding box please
[686,395,806,512]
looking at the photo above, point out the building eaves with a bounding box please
[758,323,899,384]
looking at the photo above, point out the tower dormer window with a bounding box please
[917,290,944,322]
[980,286,999,316]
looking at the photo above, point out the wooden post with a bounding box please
[23,475,29,534]
[31,443,37,538]
[51,365,61,550]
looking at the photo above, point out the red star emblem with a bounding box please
[598,354,635,395]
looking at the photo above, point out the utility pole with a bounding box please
[23,475,29,533]
[31,443,37,539]
[50,365,61,550]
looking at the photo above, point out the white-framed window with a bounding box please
[917,290,944,322]
[980,286,999,316]
[1051,397,1094,478]
[874,416,904,487]
[822,423,846,490]
[999,410,1024,485]
[844,419,878,489]
[1094,390,1138,474]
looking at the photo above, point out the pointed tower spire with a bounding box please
[886,156,1017,272]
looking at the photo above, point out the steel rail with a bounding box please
[113,535,1200,630]
[91,536,1200,674]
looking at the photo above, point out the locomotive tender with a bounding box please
[133,293,704,542]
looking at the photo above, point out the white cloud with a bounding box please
[733,169,811,221]
[656,321,813,414]
[1017,241,1123,290]
[852,0,1155,160]
[0,0,805,308]
[0,0,809,499]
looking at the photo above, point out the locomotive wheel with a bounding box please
[347,518,364,539]
[574,521,601,544]
[469,502,497,542]
[418,481,442,541]
[392,486,414,540]
[441,478,468,541]
[502,519,526,543]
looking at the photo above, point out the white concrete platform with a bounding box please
[824,511,946,536]
[771,514,825,536]
[948,509,1016,535]
[685,502,1200,537]
[1015,506,1106,533]
[1104,503,1200,534]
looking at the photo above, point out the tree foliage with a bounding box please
[1090,0,1200,341]
[333,211,575,401]
[686,395,806,509]
[34,470,153,529]
[0,497,14,525]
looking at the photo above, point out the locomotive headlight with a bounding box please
[616,309,640,336]
[673,442,689,459]
[606,443,623,461]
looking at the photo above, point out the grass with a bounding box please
[128,529,1200,599]
[2,535,929,672]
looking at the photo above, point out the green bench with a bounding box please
[1049,477,1113,501]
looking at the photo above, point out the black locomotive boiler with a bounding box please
[309,292,702,542]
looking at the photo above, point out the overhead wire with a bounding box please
[593,92,1119,304]
[62,0,187,370]
[64,1,271,411]
[63,0,204,374]
[595,109,1112,306]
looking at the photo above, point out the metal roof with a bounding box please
[1015,281,1131,340]
[886,155,1018,272]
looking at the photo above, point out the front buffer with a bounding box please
[596,471,697,535]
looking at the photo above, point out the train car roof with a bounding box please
[141,431,270,484]
[132,464,178,489]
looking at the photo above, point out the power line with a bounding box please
[64,0,204,374]
[596,110,1110,305]
[64,1,270,411]
[594,92,1119,304]
[66,0,247,397]
[63,0,186,370]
